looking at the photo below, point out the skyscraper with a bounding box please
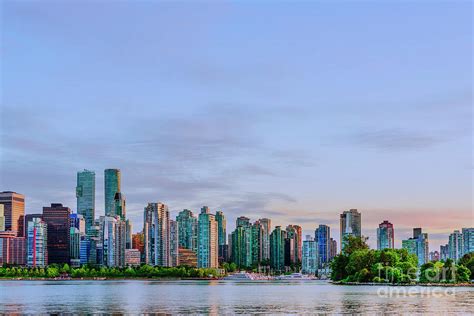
[329,238,337,260]
[0,191,25,237]
[113,192,126,220]
[315,224,330,268]
[231,224,252,268]
[377,220,394,250]
[215,211,226,260]
[143,202,170,266]
[340,209,361,249]
[286,225,302,263]
[76,169,95,234]
[270,226,286,272]
[169,219,179,267]
[440,244,449,261]
[259,218,272,261]
[42,203,71,264]
[27,217,48,267]
[176,209,197,251]
[236,216,250,228]
[104,169,121,217]
[70,227,81,267]
[197,206,218,268]
[302,235,317,275]
[252,220,264,265]
[0,204,5,231]
[462,228,474,255]
[448,230,463,261]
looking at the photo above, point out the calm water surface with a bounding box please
[0,280,473,314]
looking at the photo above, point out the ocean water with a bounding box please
[0,280,473,314]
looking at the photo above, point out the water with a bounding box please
[0,280,473,314]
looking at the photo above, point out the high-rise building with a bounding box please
[169,220,179,267]
[125,219,133,249]
[315,224,330,267]
[125,249,141,267]
[176,209,197,251]
[27,217,48,267]
[270,226,286,272]
[132,232,145,260]
[231,225,253,268]
[329,238,337,260]
[143,202,170,266]
[252,220,264,265]
[286,225,302,263]
[429,251,440,262]
[215,211,227,261]
[377,220,394,250]
[70,227,81,267]
[302,235,317,275]
[100,215,127,267]
[179,247,197,267]
[440,244,449,261]
[43,203,71,264]
[0,204,5,231]
[76,169,95,234]
[340,209,361,249]
[462,228,474,255]
[0,191,25,237]
[23,214,42,237]
[70,213,86,236]
[113,192,126,220]
[0,231,26,265]
[197,206,218,268]
[402,228,429,266]
[259,218,271,261]
[236,216,251,228]
[104,169,121,217]
[448,230,463,261]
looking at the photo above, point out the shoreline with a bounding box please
[331,281,474,287]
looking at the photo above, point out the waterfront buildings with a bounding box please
[231,222,253,268]
[143,202,170,266]
[440,244,449,261]
[270,226,286,272]
[132,232,145,262]
[329,238,337,260]
[104,169,121,217]
[429,250,440,262]
[302,235,317,274]
[26,218,48,268]
[462,228,474,255]
[402,228,429,266]
[70,227,81,267]
[340,209,361,249]
[286,225,302,264]
[259,218,271,260]
[23,214,42,237]
[448,230,463,261]
[252,220,264,265]
[0,191,25,237]
[197,206,218,268]
[100,216,127,267]
[42,203,71,264]
[76,170,95,234]
[377,220,394,250]
[179,247,197,267]
[176,209,197,251]
[315,224,330,267]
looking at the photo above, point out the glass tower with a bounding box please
[104,169,121,217]
[315,224,330,267]
[377,220,394,250]
[176,209,197,251]
[197,206,218,268]
[76,170,95,234]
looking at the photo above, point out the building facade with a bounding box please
[76,169,95,234]
[402,228,429,266]
[43,203,71,264]
[169,220,179,267]
[462,228,474,255]
[340,209,361,249]
[315,224,330,267]
[377,220,394,250]
[27,217,48,267]
[143,202,170,266]
[259,218,272,261]
[104,169,121,217]
[176,209,197,251]
[0,191,25,237]
[215,211,227,261]
[197,206,218,268]
[448,230,463,261]
[270,226,286,272]
[302,235,317,274]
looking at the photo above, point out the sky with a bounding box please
[1,1,472,251]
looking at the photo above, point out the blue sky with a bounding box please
[1,1,472,250]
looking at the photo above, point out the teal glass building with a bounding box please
[76,169,95,234]
[104,169,121,216]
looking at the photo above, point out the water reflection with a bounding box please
[0,280,473,314]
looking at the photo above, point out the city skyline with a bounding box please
[1,1,472,252]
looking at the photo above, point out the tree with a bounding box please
[342,235,369,256]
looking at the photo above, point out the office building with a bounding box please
[286,225,302,263]
[70,227,81,267]
[429,251,440,262]
[179,247,197,267]
[114,192,126,220]
[315,224,330,267]
[125,249,141,267]
[231,224,253,268]
[440,244,449,261]
[43,203,71,264]
[259,218,271,260]
[23,214,42,237]
[143,202,170,266]
[26,217,47,267]
[76,169,95,234]
[377,220,394,250]
[0,191,25,237]
[448,230,463,261]
[402,228,429,266]
[0,231,26,265]
[70,213,86,236]
[197,206,218,268]
[176,209,197,251]
[169,219,179,267]
[270,226,286,272]
[215,211,227,261]
[302,235,317,275]
[132,232,145,261]
[0,204,4,231]
[329,238,337,260]
[340,209,361,249]
[104,169,121,216]
[252,220,264,265]
[462,228,474,255]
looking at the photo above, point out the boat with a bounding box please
[275,273,316,280]
[223,272,256,281]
